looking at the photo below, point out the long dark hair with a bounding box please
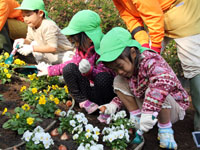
[69,32,91,51]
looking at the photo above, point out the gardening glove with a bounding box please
[98,97,121,115]
[13,38,24,49]
[18,44,34,56]
[36,62,50,76]
[140,112,158,132]
[78,59,91,74]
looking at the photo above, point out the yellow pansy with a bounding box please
[4,68,8,73]
[64,86,69,94]
[6,73,11,78]
[2,108,7,115]
[55,109,61,116]
[43,89,47,94]
[14,59,20,65]
[47,85,51,92]
[4,52,9,59]
[52,85,58,90]
[32,88,38,94]
[27,117,35,125]
[49,95,54,101]
[22,104,30,111]
[39,96,46,105]
[20,86,27,92]
[54,98,60,105]
[16,113,20,119]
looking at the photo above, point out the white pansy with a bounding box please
[22,130,33,142]
[43,140,51,149]
[85,132,91,139]
[117,130,124,139]
[85,143,91,149]
[73,134,79,140]
[67,110,75,116]
[60,111,66,117]
[33,126,44,133]
[92,134,99,142]
[82,117,88,125]
[93,127,100,135]
[85,124,93,133]
[77,143,85,150]
[69,120,76,127]
[108,134,115,142]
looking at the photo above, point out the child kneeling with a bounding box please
[97,27,190,149]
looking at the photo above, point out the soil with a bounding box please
[0,76,197,150]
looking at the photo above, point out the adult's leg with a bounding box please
[0,22,12,53]
[175,34,200,131]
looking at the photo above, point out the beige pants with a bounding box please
[7,19,27,40]
[113,75,185,124]
[161,34,200,79]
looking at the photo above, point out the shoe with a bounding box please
[79,100,98,114]
[158,128,177,150]
[97,114,110,123]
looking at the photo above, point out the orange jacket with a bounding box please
[0,0,23,31]
[113,0,176,49]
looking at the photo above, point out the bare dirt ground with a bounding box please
[0,77,197,150]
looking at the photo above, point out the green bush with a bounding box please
[45,0,125,33]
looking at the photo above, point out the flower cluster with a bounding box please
[22,126,54,149]
[0,52,12,84]
[58,110,103,150]
[2,104,42,134]
[102,110,135,150]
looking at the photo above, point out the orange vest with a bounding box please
[0,0,23,30]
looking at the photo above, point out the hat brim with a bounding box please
[61,27,80,36]
[97,40,148,64]
[15,6,35,10]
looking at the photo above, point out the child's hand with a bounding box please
[36,62,50,76]
[13,38,24,49]
[140,112,158,132]
[79,59,91,74]
[18,44,33,56]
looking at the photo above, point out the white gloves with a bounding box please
[139,113,158,132]
[79,59,91,74]
[13,38,24,49]
[36,62,50,76]
[62,51,75,62]
[130,115,140,130]
[18,44,33,56]
[99,103,118,115]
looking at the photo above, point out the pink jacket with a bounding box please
[48,46,114,81]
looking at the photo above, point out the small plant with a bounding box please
[48,85,69,103]
[20,86,41,106]
[0,52,13,84]
[2,104,42,135]
[22,126,54,150]
[102,110,135,150]
[35,94,59,118]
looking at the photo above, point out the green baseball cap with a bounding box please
[97,27,149,64]
[15,0,49,19]
[61,10,104,54]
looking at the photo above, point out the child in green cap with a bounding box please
[97,27,190,149]
[13,0,74,65]
[36,10,120,118]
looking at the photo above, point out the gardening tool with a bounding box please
[5,44,20,64]
[131,112,158,145]
[14,65,38,75]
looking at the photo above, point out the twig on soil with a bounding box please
[4,120,57,150]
